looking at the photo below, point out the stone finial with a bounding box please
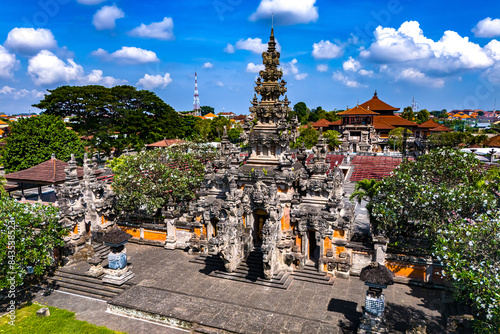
[51,153,56,160]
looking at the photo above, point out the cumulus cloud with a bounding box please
[213,80,224,87]
[4,28,57,55]
[246,63,265,73]
[28,50,84,85]
[316,64,328,72]
[282,58,308,80]
[249,0,318,25]
[203,62,213,69]
[233,37,281,54]
[128,17,174,40]
[137,73,172,90]
[360,21,493,74]
[358,69,374,77]
[93,4,124,30]
[76,0,106,4]
[92,47,159,64]
[473,17,500,38]
[395,68,445,88]
[83,69,127,86]
[0,46,19,78]
[312,40,343,59]
[0,86,46,99]
[332,71,362,88]
[343,57,361,72]
[224,43,235,54]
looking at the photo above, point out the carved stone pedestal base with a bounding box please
[102,266,135,285]
[86,264,104,277]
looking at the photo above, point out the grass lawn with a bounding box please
[0,303,125,333]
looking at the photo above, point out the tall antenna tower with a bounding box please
[193,71,200,116]
[412,97,419,113]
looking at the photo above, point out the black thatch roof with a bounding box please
[360,262,394,286]
[103,228,132,245]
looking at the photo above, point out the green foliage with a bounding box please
[0,197,67,289]
[210,116,231,141]
[109,143,215,215]
[0,303,124,333]
[387,127,412,151]
[193,118,211,142]
[371,149,495,241]
[430,110,448,118]
[1,114,85,173]
[434,210,500,332]
[428,132,488,148]
[292,102,310,125]
[200,106,214,117]
[291,124,319,149]
[401,106,415,122]
[323,130,341,150]
[416,109,430,124]
[228,124,243,142]
[34,85,183,156]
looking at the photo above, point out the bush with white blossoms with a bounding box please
[434,210,500,332]
[109,143,216,216]
[371,148,495,243]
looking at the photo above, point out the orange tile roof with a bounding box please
[483,135,500,147]
[430,125,452,132]
[312,119,334,128]
[147,138,185,147]
[359,92,400,112]
[204,112,217,118]
[373,117,396,130]
[331,119,342,126]
[338,105,379,116]
[418,119,442,128]
[374,115,418,128]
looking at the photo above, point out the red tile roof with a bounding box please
[5,158,84,184]
[350,156,411,181]
[312,119,334,128]
[147,139,185,147]
[484,135,500,147]
[418,119,441,128]
[429,125,452,132]
[338,105,379,116]
[359,92,400,112]
[374,115,418,128]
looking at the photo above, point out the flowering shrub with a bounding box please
[371,148,495,242]
[110,143,215,216]
[434,210,500,332]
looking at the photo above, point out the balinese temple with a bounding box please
[337,105,380,153]
[164,28,355,280]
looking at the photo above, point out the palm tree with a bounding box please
[349,178,380,204]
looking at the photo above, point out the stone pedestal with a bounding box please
[102,266,135,285]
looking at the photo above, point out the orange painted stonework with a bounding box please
[73,224,78,234]
[243,215,246,227]
[296,234,302,249]
[324,237,332,255]
[281,207,290,230]
[202,225,206,237]
[121,227,140,238]
[386,261,426,281]
[333,230,345,238]
[336,246,345,255]
[101,216,108,225]
[194,228,201,237]
[143,229,166,242]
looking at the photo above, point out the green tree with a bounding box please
[1,115,85,173]
[33,85,183,156]
[200,106,215,117]
[0,197,67,289]
[434,210,500,332]
[193,118,211,142]
[349,178,381,225]
[228,124,243,142]
[291,124,319,149]
[401,106,415,122]
[387,127,412,151]
[109,143,216,216]
[292,102,310,125]
[371,149,495,241]
[416,109,430,124]
[323,130,341,150]
[210,116,231,141]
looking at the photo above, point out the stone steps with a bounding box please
[291,265,334,286]
[46,268,133,301]
[92,243,110,259]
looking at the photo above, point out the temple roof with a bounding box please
[418,119,442,128]
[360,262,394,286]
[483,135,500,147]
[360,91,400,112]
[103,228,132,246]
[337,105,379,116]
[5,157,85,185]
[311,119,334,128]
[147,139,185,148]
[373,115,418,129]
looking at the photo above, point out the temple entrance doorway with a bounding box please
[253,209,268,245]
[308,230,319,266]
[207,218,218,239]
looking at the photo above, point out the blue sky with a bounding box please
[2,0,500,115]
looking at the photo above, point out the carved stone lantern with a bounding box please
[101,228,135,285]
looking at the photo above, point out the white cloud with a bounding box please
[360,21,493,74]
[128,17,174,40]
[343,57,361,72]
[83,70,127,87]
[395,68,445,88]
[485,39,500,61]
[332,71,362,88]
[358,69,374,77]
[312,40,343,59]
[28,50,84,85]
[234,37,281,54]
[213,80,224,87]
[316,64,328,72]
[76,0,106,5]
[282,58,308,80]
[0,46,19,78]
[137,73,172,90]
[246,63,265,73]
[203,62,213,69]
[473,17,500,38]
[0,86,46,99]
[224,43,235,54]
[4,28,57,55]
[92,46,159,64]
[93,4,124,30]
[249,0,318,25]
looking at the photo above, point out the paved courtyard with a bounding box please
[37,242,451,333]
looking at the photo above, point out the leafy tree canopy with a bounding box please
[1,114,85,173]
[387,127,412,151]
[401,106,415,122]
[323,130,341,150]
[0,197,67,289]
[428,132,488,148]
[33,85,183,156]
[416,109,430,124]
[200,106,214,117]
[291,124,319,149]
